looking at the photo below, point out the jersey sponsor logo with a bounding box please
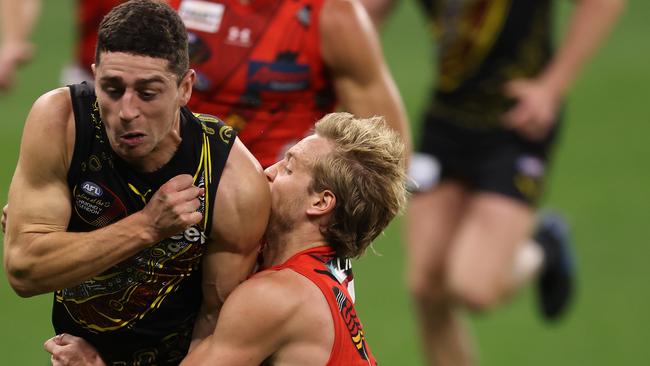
[178,0,225,33]
[247,60,310,92]
[226,26,252,47]
[170,226,206,245]
[81,181,103,197]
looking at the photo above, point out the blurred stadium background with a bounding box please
[1,0,648,364]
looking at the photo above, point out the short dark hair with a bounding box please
[95,0,189,80]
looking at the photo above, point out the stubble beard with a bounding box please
[265,208,294,247]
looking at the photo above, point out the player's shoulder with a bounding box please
[251,268,327,308]
[218,136,268,203]
[227,270,307,319]
[31,87,73,120]
[25,87,74,136]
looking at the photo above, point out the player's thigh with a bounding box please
[406,180,469,297]
[446,192,535,308]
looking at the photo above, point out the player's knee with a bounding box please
[406,268,447,305]
[447,270,507,312]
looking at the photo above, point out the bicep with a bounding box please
[200,139,270,306]
[5,90,73,259]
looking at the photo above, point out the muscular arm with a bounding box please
[190,138,270,348]
[321,0,411,156]
[503,0,626,139]
[4,89,202,297]
[359,0,399,28]
[0,0,41,90]
[183,273,301,366]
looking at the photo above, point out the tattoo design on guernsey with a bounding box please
[333,286,372,361]
[61,177,209,332]
[314,256,371,360]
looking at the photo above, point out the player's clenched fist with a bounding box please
[141,174,204,242]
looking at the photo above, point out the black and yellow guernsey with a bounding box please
[53,82,236,365]
[421,0,553,128]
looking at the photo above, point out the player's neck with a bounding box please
[263,226,327,267]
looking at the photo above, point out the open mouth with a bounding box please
[120,132,146,146]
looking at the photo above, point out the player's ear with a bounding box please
[91,63,96,77]
[179,69,196,106]
[307,190,336,217]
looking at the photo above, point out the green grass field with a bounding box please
[1,1,648,364]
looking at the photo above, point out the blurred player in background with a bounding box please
[0,0,411,167]
[361,0,625,364]
[0,0,40,90]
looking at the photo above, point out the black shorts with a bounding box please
[413,114,562,206]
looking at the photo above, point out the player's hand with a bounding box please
[44,333,106,366]
[502,78,561,141]
[141,174,204,242]
[0,42,34,91]
[2,204,8,234]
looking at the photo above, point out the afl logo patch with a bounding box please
[73,183,127,228]
[81,181,103,197]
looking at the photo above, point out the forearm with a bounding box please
[0,0,40,49]
[539,0,625,97]
[4,211,156,297]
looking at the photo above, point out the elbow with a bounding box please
[6,272,42,298]
[5,256,45,298]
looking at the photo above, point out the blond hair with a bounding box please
[311,112,408,258]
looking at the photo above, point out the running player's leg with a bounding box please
[407,180,474,366]
[446,192,535,310]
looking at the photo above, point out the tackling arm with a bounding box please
[183,274,298,366]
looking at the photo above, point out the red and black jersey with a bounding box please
[171,0,336,167]
[76,0,125,74]
[257,246,377,366]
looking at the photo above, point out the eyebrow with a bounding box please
[98,75,167,86]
